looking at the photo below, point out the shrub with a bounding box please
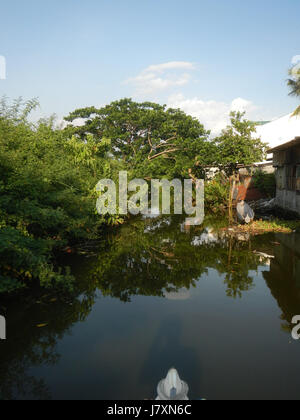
[253,170,276,198]
[205,174,230,213]
[0,99,119,294]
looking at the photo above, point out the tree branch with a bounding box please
[148,148,179,161]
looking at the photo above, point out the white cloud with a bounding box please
[125,61,195,96]
[145,61,195,73]
[291,55,300,76]
[230,97,257,114]
[292,55,300,65]
[167,94,259,137]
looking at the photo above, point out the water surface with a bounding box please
[1,216,300,400]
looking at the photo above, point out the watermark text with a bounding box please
[0,55,6,80]
[291,316,300,340]
[0,315,6,340]
[96,171,204,226]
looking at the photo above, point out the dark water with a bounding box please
[1,215,300,400]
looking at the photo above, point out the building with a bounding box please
[255,113,300,172]
[205,113,300,204]
[256,113,300,154]
[268,137,300,216]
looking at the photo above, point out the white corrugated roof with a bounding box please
[256,113,300,164]
[257,113,300,149]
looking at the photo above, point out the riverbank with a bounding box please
[221,218,300,236]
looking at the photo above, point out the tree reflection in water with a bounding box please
[1,215,299,399]
[81,216,265,301]
[0,288,96,399]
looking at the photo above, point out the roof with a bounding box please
[268,137,300,153]
[255,113,300,164]
[256,113,300,149]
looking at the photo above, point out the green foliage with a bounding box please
[204,174,230,212]
[212,111,267,175]
[248,219,300,233]
[81,216,263,302]
[253,170,276,197]
[64,98,212,179]
[0,98,119,294]
[0,97,272,294]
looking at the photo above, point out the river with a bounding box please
[0,215,300,400]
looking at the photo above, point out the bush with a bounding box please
[253,170,276,198]
[0,99,120,294]
[205,174,230,213]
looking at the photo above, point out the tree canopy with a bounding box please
[0,98,118,293]
[64,98,212,179]
[211,111,267,175]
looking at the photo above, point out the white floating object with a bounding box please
[156,368,189,400]
[237,200,255,224]
[253,251,275,259]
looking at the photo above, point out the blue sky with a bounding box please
[0,0,299,133]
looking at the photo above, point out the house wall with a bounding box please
[273,145,300,216]
[235,175,265,201]
[276,189,300,216]
[273,146,300,166]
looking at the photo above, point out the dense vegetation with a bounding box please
[212,111,267,176]
[65,98,213,180]
[0,98,267,294]
[0,99,114,293]
[253,170,276,198]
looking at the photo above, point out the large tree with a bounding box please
[212,111,267,176]
[210,111,267,223]
[64,98,212,179]
[287,66,300,116]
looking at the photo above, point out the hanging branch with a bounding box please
[148,148,179,161]
[147,133,178,161]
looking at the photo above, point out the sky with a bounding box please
[0,0,299,134]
